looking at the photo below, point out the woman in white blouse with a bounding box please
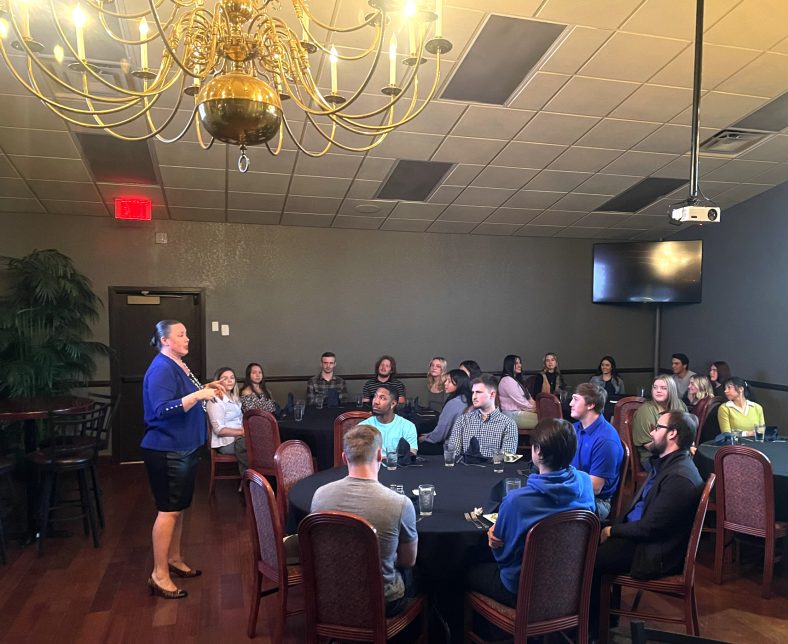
[498,354,538,430]
[206,367,247,475]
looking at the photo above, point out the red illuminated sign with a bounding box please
[114,197,152,221]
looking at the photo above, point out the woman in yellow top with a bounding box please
[718,376,765,432]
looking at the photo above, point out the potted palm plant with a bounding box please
[0,249,109,399]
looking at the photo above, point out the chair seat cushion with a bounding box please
[611,573,686,593]
[27,449,95,468]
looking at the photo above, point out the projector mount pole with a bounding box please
[688,0,705,203]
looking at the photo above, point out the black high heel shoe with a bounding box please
[147,576,187,599]
[168,563,202,578]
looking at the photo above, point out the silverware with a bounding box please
[464,512,484,529]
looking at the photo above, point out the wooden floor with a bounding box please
[0,460,785,643]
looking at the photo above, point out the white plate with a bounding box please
[483,513,498,524]
[412,489,436,496]
[504,453,522,463]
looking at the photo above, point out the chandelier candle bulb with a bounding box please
[0,19,8,40]
[19,0,31,40]
[330,46,338,94]
[53,44,64,63]
[302,13,309,41]
[435,0,442,38]
[139,18,149,69]
[389,34,396,85]
[73,4,86,61]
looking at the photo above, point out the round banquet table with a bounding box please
[278,404,438,471]
[695,438,788,521]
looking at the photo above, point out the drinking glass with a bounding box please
[315,395,325,410]
[294,401,305,422]
[732,430,742,445]
[386,450,398,471]
[443,443,455,467]
[504,478,522,496]
[493,448,505,473]
[418,484,435,516]
[754,423,766,442]
[389,484,404,495]
[355,394,363,407]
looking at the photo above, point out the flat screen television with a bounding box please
[592,240,703,303]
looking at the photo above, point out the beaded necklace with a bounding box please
[184,365,207,411]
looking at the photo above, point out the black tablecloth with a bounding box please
[278,404,438,470]
[695,439,788,521]
[288,455,529,579]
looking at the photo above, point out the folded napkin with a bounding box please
[397,437,417,465]
[325,389,340,408]
[765,426,779,441]
[460,436,491,464]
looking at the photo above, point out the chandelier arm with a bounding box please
[193,110,217,150]
[96,4,180,46]
[283,116,337,158]
[144,73,190,138]
[293,0,382,34]
[301,109,393,154]
[147,0,205,77]
[280,16,382,61]
[86,0,172,21]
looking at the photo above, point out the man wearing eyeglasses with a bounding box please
[589,410,704,638]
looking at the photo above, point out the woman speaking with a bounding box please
[142,320,225,599]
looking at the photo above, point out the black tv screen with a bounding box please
[593,240,703,303]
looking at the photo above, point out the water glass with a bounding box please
[732,430,742,445]
[294,401,305,422]
[418,484,435,516]
[386,450,398,471]
[315,395,325,410]
[504,478,522,496]
[355,394,363,407]
[493,448,505,473]
[443,443,455,467]
[754,424,766,442]
[389,484,404,495]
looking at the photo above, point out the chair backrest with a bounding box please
[611,396,645,485]
[609,442,630,521]
[299,511,388,642]
[243,468,287,585]
[715,446,774,536]
[244,409,281,475]
[698,396,724,444]
[690,396,715,444]
[333,411,372,466]
[515,510,600,641]
[89,391,121,449]
[47,404,109,456]
[680,473,715,588]
[274,440,315,524]
[534,393,562,421]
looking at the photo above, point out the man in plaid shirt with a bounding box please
[451,375,518,457]
[306,352,348,404]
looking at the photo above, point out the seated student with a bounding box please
[361,355,406,404]
[362,384,418,454]
[632,375,686,472]
[306,351,348,405]
[531,352,567,397]
[718,376,765,431]
[465,418,595,607]
[708,360,731,395]
[423,356,447,411]
[569,383,624,520]
[459,359,482,380]
[451,375,518,458]
[311,425,418,617]
[670,353,695,399]
[590,411,703,638]
[498,354,538,430]
[239,362,277,414]
[418,369,472,453]
[683,374,714,412]
[206,367,248,475]
[590,355,625,398]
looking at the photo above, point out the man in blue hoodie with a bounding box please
[465,418,596,607]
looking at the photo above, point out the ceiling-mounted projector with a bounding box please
[670,205,721,225]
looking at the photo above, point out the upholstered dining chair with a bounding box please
[299,511,428,643]
[697,396,725,445]
[243,468,303,640]
[713,446,788,598]
[690,396,715,446]
[599,474,716,643]
[332,411,371,467]
[534,393,562,421]
[243,409,281,483]
[465,510,600,644]
[273,440,315,526]
[611,396,646,498]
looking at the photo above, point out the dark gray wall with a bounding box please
[662,181,788,428]
[1,213,656,398]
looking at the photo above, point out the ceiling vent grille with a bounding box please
[699,129,772,157]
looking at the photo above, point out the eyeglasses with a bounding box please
[650,423,673,432]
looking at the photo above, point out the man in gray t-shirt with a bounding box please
[310,424,418,612]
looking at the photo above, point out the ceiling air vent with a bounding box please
[376,160,454,202]
[699,129,771,157]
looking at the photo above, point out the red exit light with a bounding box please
[114,197,152,221]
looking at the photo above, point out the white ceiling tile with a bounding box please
[232,148,297,175]
[471,166,538,189]
[574,212,633,227]
[290,175,352,198]
[551,193,611,212]
[716,52,788,97]
[160,166,226,190]
[436,5,487,62]
[715,183,774,206]
[280,212,334,227]
[540,26,613,75]
[610,85,694,122]
[525,170,592,192]
[380,218,433,232]
[670,92,770,129]
[357,157,396,181]
[515,224,563,237]
[228,192,286,211]
[579,32,687,83]
[472,223,521,236]
[433,136,508,165]
[332,215,384,230]
[530,210,586,226]
[577,118,661,149]
[0,196,45,213]
[703,159,779,182]
[0,155,19,178]
[294,152,363,179]
[508,72,570,111]
[428,185,464,204]
[555,226,616,238]
[399,100,467,136]
[775,36,788,55]
[0,95,67,131]
[444,164,485,186]
[226,211,281,225]
[41,200,109,217]
[745,163,788,184]
[505,189,564,209]
[651,154,730,179]
[8,156,92,182]
[389,202,445,220]
[492,141,567,169]
[438,205,495,223]
[649,43,761,90]
[284,194,342,214]
[153,141,227,170]
[634,124,717,155]
[27,180,101,202]
[97,183,166,206]
[637,199,675,216]
[516,112,600,145]
[548,147,624,172]
[485,208,542,225]
[447,0,542,15]
[0,128,79,158]
[601,150,677,175]
[537,0,643,29]
[739,135,788,163]
[609,214,653,229]
[166,187,225,209]
[544,76,639,117]
[450,105,535,140]
[622,0,741,40]
[704,0,788,50]
[169,207,225,222]
[228,171,291,195]
[700,181,740,197]
[576,173,642,195]
[346,179,382,199]
[454,186,516,207]
[338,199,397,217]
[369,131,445,161]
[0,177,34,199]
[426,220,478,234]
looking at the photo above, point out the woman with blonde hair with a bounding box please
[207,367,247,475]
[424,356,447,411]
[684,374,714,412]
[531,352,566,397]
[631,375,686,471]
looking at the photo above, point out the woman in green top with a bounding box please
[632,375,686,471]
[718,376,765,432]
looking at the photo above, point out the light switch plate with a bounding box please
[221,324,230,336]
[211,321,219,332]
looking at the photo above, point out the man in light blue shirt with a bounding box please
[363,384,418,454]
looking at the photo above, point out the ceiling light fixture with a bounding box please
[0,0,451,172]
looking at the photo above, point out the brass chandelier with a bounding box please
[0,0,452,171]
